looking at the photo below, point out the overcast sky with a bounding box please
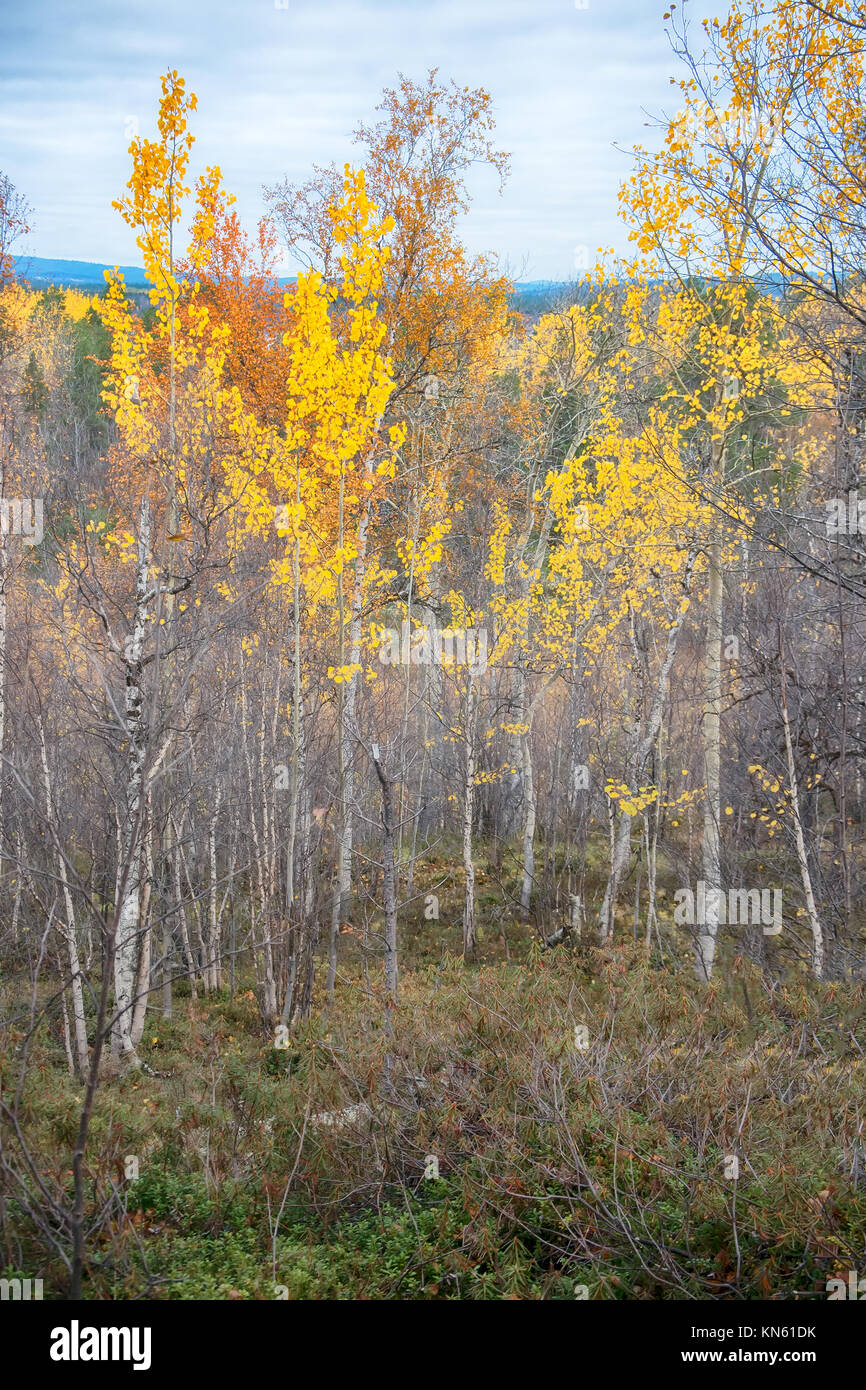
[1,0,719,281]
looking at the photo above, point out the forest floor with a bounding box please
[2,844,865,1299]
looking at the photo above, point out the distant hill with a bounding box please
[11,256,302,293]
[12,256,151,290]
[11,257,585,321]
[12,257,571,302]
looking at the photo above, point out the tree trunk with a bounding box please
[696,510,724,981]
[130,790,153,1047]
[241,665,276,1023]
[462,673,478,960]
[113,495,152,1064]
[779,652,824,979]
[371,744,398,1040]
[39,719,89,1079]
[206,787,222,993]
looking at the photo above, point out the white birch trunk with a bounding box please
[130,792,154,1047]
[371,745,398,1042]
[113,496,151,1063]
[780,664,824,979]
[696,528,723,982]
[206,786,222,993]
[39,719,89,1079]
[462,673,478,959]
[241,665,276,1022]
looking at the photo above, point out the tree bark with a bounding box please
[462,673,478,960]
[779,650,824,979]
[112,495,152,1064]
[39,718,88,1079]
[370,744,398,1039]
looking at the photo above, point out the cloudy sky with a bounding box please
[1,0,718,281]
